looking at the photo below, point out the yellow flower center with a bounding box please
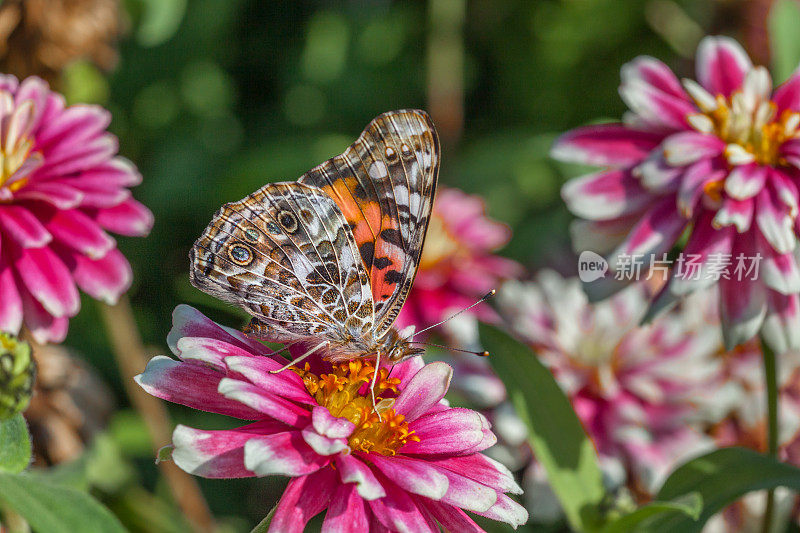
[685,69,800,167]
[293,360,420,456]
[419,213,460,270]
[0,96,39,198]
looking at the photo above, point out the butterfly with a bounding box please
[189,110,440,382]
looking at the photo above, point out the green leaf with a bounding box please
[644,447,800,531]
[250,505,277,533]
[0,472,125,533]
[600,493,702,533]
[0,413,30,474]
[481,324,605,531]
[769,0,800,83]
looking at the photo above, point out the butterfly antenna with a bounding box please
[409,341,489,357]
[405,290,496,340]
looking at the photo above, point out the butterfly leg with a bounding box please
[269,341,328,374]
[370,350,382,420]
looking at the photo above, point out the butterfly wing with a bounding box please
[190,182,374,346]
[299,109,440,337]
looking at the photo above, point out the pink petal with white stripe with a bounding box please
[268,468,336,533]
[65,157,142,188]
[562,169,650,220]
[769,170,799,216]
[135,356,263,420]
[758,232,800,294]
[18,284,67,343]
[217,378,310,427]
[550,124,663,167]
[670,213,735,295]
[634,153,682,191]
[14,245,79,317]
[404,408,493,455]
[713,196,754,232]
[393,362,453,422]
[662,131,725,166]
[171,421,287,478]
[34,104,110,151]
[429,454,523,495]
[36,134,118,177]
[696,36,752,97]
[14,182,84,209]
[619,78,694,131]
[0,206,51,247]
[762,292,800,353]
[782,139,800,169]
[474,493,529,529]
[610,198,686,262]
[311,406,355,439]
[368,454,449,500]
[0,261,22,334]
[321,484,369,533]
[243,431,329,477]
[93,198,153,237]
[419,501,484,533]
[167,304,264,355]
[68,248,132,305]
[43,208,115,259]
[222,355,312,404]
[335,454,386,500]
[724,164,767,200]
[432,465,498,513]
[677,159,725,217]
[719,235,768,349]
[772,68,800,112]
[756,187,796,253]
[621,56,689,100]
[367,477,437,533]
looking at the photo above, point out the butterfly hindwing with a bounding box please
[190,182,374,344]
[299,109,440,337]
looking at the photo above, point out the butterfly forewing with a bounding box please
[190,182,374,345]
[190,109,439,359]
[299,109,440,337]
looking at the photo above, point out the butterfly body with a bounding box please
[190,110,439,365]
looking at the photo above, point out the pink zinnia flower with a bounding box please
[395,187,521,336]
[497,272,720,498]
[136,305,528,532]
[552,36,800,352]
[0,74,152,343]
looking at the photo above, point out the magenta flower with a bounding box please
[497,272,720,495]
[552,36,800,352]
[136,305,528,532]
[0,74,152,343]
[395,187,521,335]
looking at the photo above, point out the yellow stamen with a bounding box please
[688,93,799,167]
[292,361,418,456]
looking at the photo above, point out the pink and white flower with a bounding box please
[552,35,800,352]
[497,272,721,501]
[0,74,152,343]
[396,187,521,337]
[136,305,528,532]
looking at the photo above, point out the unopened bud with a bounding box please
[0,333,35,419]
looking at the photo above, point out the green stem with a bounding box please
[761,337,778,533]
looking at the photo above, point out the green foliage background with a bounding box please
[50,0,773,530]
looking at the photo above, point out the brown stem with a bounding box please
[427,0,466,147]
[99,296,215,533]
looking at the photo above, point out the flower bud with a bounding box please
[0,332,35,419]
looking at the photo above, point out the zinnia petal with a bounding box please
[696,35,752,97]
[550,124,663,167]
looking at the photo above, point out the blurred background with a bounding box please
[1,0,784,530]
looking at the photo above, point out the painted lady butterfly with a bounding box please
[190,110,439,380]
